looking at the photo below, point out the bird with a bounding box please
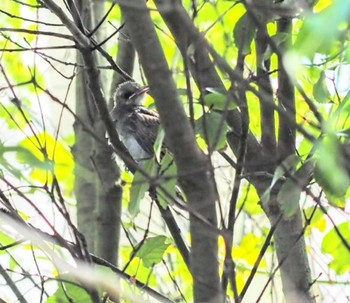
[110,81,160,163]
[110,82,183,205]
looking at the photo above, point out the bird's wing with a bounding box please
[127,106,160,156]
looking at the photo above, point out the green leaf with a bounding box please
[278,178,302,217]
[336,90,350,114]
[324,192,346,209]
[0,142,41,168]
[18,132,74,192]
[0,145,24,178]
[121,246,157,286]
[0,231,16,254]
[294,0,350,57]
[153,128,165,163]
[0,103,30,129]
[313,71,330,103]
[203,88,237,111]
[298,138,314,158]
[270,33,290,49]
[1,1,22,28]
[196,111,228,151]
[156,153,178,208]
[15,146,53,171]
[346,43,350,64]
[260,189,271,206]
[46,274,92,303]
[321,222,350,274]
[314,135,350,197]
[261,155,299,207]
[237,184,263,215]
[129,159,157,217]
[135,236,170,268]
[272,154,299,188]
[233,13,256,55]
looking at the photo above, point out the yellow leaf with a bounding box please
[315,217,327,232]
[233,233,267,268]
[19,132,74,192]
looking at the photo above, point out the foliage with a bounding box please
[0,0,349,302]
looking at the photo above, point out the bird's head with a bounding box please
[114,81,149,107]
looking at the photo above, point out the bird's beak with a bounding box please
[129,86,149,99]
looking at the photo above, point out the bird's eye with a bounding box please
[124,91,133,99]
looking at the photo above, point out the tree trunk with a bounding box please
[119,1,222,302]
[74,50,98,253]
[265,195,315,302]
[73,0,121,265]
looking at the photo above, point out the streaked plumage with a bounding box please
[110,81,160,162]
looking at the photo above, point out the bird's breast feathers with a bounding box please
[121,134,150,162]
[114,105,160,162]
